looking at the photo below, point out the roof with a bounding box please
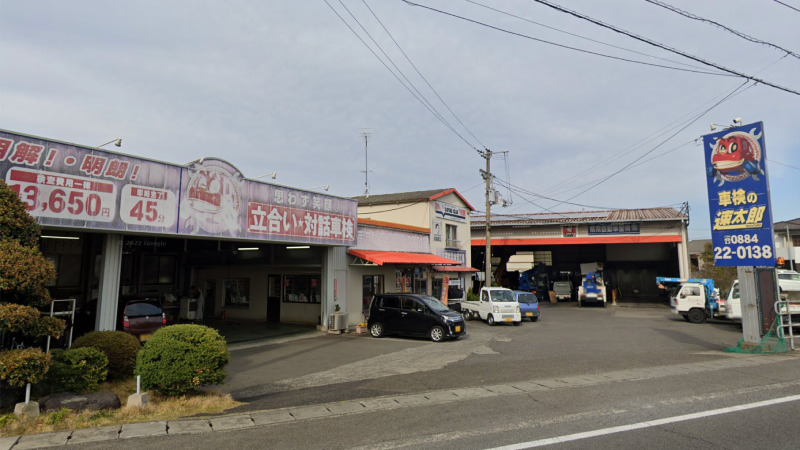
[774,218,800,231]
[358,218,429,234]
[471,207,686,227]
[688,239,711,255]
[348,249,461,266]
[353,188,475,211]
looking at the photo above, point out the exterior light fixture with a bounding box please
[286,245,310,250]
[237,247,259,251]
[41,235,80,240]
[254,172,277,180]
[97,138,122,149]
[309,185,329,191]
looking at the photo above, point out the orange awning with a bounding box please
[431,266,479,272]
[348,249,461,266]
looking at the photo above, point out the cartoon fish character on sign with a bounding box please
[707,127,764,186]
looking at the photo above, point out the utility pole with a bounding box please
[480,149,493,288]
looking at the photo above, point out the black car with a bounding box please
[367,293,466,342]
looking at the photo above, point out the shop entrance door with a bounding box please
[267,275,281,322]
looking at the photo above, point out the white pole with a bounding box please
[137,375,141,394]
[25,382,31,404]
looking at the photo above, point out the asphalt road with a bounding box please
[64,301,800,449]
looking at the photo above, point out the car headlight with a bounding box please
[493,305,499,313]
[442,315,459,323]
[516,305,521,313]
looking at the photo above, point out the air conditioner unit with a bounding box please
[328,313,348,331]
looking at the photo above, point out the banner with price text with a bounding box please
[0,130,357,246]
[702,121,775,266]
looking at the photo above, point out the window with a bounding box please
[283,275,321,303]
[445,224,459,248]
[141,255,176,285]
[363,275,384,313]
[380,296,400,309]
[224,278,250,307]
[533,251,552,265]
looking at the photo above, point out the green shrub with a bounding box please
[136,324,229,396]
[72,330,140,380]
[466,290,479,302]
[42,347,108,394]
[0,348,51,387]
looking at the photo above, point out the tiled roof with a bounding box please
[688,239,711,255]
[774,218,800,231]
[471,207,686,226]
[353,188,475,211]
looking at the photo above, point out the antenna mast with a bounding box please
[361,129,372,196]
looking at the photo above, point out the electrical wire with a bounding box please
[324,0,481,152]
[465,0,715,72]
[362,0,486,149]
[402,0,734,77]
[548,79,752,209]
[528,0,800,96]
[644,0,800,60]
[773,0,800,13]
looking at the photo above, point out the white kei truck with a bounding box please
[719,269,800,321]
[656,277,719,324]
[461,287,522,326]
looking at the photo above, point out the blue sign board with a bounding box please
[703,121,775,266]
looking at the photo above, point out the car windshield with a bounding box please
[490,290,515,302]
[778,272,800,281]
[419,296,451,313]
[517,293,537,303]
[124,302,162,317]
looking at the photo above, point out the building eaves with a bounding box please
[471,207,687,227]
[353,188,474,211]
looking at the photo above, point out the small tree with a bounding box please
[697,242,738,295]
[0,180,64,404]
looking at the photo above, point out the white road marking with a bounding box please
[490,394,800,449]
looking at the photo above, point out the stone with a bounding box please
[126,392,149,408]
[39,391,121,413]
[14,401,39,418]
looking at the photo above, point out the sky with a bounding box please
[1,0,798,241]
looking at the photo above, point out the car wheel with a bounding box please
[430,325,445,342]
[464,310,472,321]
[687,308,706,324]
[487,314,495,326]
[512,321,521,326]
[370,322,384,337]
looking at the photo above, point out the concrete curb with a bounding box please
[6,353,798,449]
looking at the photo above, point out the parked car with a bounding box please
[367,293,465,342]
[513,290,540,321]
[122,299,167,342]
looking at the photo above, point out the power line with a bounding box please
[360,0,486,149]
[644,0,800,60]
[401,0,734,77]
[528,0,800,96]
[465,0,716,72]
[549,80,752,209]
[324,0,480,151]
[773,0,800,13]
[334,0,478,149]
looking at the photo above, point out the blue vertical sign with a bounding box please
[703,121,775,266]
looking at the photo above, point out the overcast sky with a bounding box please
[1,0,798,240]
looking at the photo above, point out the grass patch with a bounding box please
[0,379,242,437]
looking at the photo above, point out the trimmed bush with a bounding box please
[0,348,51,387]
[136,324,229,396]
[41,347,108,394]
[72,331,140,380]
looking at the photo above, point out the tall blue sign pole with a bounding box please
[703,121,776,342]
[703,121,775,266]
